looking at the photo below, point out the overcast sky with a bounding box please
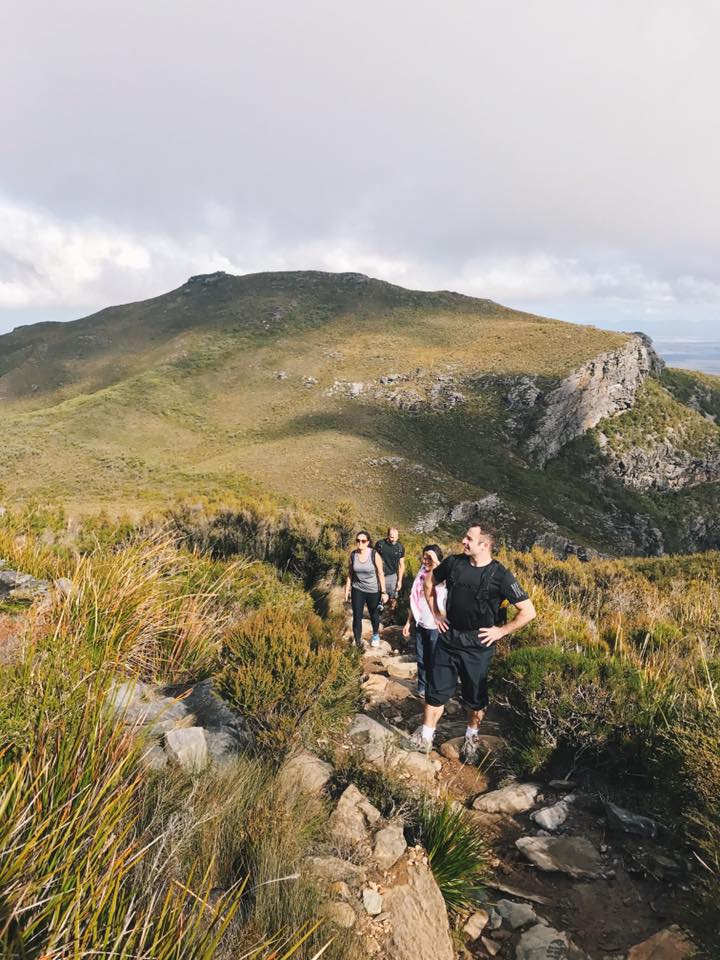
[1,0,719,361]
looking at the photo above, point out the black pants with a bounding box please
[426,627,495,710]
[351,587,381,643]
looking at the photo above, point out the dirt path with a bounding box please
[357,620,697,959]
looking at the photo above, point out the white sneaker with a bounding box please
[400,725,433,754]
[370,634,381,647]
[460,733,486,765]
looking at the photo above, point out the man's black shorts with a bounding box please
[426,628,495,711]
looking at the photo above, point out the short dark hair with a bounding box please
[422,543,443,561]
[467,522,496,547]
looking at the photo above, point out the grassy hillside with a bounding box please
[1,270,718,554]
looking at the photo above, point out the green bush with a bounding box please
[493,646,668,774]
[649,712,720,955]
[219,607,361,753]
[414,801,489,911]
[169,499,347,588]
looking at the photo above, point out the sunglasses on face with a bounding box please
[356,537,368,543]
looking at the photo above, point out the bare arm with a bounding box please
[477,598,537,647]
[397,556,406,589]
[345,553,354,601]
[424,571,449,632]
[374,552,387,596]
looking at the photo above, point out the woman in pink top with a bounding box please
[402,544,446,698]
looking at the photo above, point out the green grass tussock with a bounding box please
[488,544,720,952]
[0,504,366,958]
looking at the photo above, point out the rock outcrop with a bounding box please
[509,334,663,465]
[599,433,720,492]
[106,677,252,771]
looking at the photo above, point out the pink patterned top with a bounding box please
[410,567,447,630]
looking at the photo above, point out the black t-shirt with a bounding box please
[375,538,405,576]
[433,554,529,631]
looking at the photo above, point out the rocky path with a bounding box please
[2,564,702,960]
[353,617,699,960]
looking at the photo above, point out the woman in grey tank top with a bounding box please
[344,531,388,647]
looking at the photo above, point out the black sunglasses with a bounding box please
[356,537,368,542]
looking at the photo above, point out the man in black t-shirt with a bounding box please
[401,522,536,764]
[375,527,406,612]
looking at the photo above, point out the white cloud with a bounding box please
[1,198,720,338]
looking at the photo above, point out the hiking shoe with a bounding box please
[370,634,381,647]
[400,725,433,754]
[459,734,485,765]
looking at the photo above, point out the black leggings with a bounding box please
[351,587,381,642]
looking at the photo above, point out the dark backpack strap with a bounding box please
[443,554,459,610]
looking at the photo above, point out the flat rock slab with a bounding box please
[516,923,589,960]
[473,782,541,815]
[627,925,696,960]
[362,673,390,703]
[0,569,50,598]
[516,836,604,879]
[439,736,464,760]
[362,639,394,656]
[346,714,440,788]
[382,862,454,960]
[463,909,489,940]
[384,658,418,681]
[362,887,383,915]
[321,901,356,929]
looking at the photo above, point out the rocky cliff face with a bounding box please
[512,334,664,465]
[598,434,720,492]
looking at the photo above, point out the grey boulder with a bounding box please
[473,782,541,815]
[494,898,539,929]
[531,800,570,831]
[279,750,333,795]
[605,801,659,839]
[165,727,208,772]
[329,784,382,846]
[373,822,407,870]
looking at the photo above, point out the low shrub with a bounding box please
[650,713,720,953]
[414,801,489,911]
[169,499,348,588]
[493,646,669,775]
[219,606,361,753]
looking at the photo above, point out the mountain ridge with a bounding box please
[0,270,718,555]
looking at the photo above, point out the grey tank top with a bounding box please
[352,550,380,593]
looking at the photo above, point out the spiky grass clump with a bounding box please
[0,669,246,958]
[0,526,349,958]
[416,801,489,912]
